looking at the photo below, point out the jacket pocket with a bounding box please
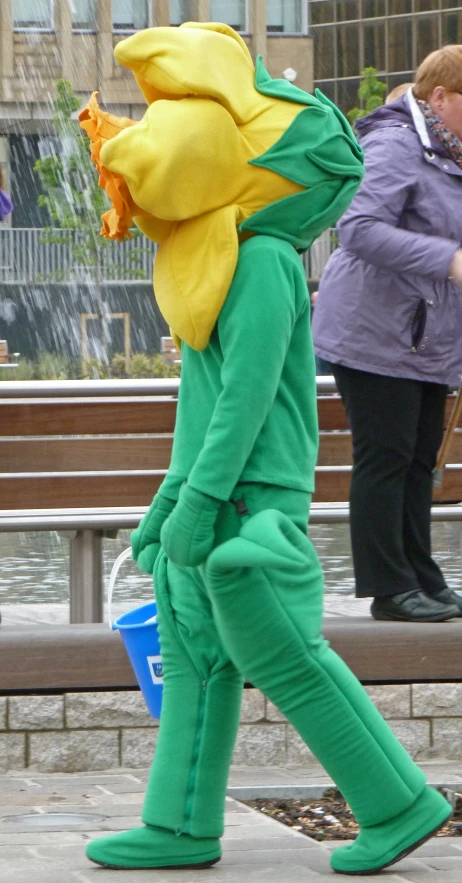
[411,299,427,352]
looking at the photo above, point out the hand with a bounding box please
[160,484,222,567]
[131,492,176,574]
[449,249,462,287]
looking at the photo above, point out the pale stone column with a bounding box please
[96,0,114,90]
[152,1,170,27]
[0,0,14,83]
[248,0,266,65]
[55,0,73,80]
[195,1,211,22]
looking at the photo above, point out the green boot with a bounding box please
[330,785,451,875]
[205,509,451,869]
[86,826,221,870]
[86,551,243,869]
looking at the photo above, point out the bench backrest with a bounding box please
[0,387,460,509]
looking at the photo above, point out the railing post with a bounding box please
[67,529,104,623]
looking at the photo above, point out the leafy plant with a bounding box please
[347,67,387,125]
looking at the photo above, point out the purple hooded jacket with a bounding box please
[312,90,462,385]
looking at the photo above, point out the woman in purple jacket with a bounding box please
[312,45,462,623]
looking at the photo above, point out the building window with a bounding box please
[170,1,195,25]
[267,0,308,34]
[71,0,96,31]
[112,0,150,32]
[13,0,53,30]
[210,1,248,33]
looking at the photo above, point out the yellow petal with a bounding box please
[113,25,260,124]
[154,206,240,351]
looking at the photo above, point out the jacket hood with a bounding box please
[354,95,412,141]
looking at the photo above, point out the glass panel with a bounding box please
[336,23,360,78]
[267,0,303,33]
[388,18,413,72]
[386,73,414,99]
[309,1,335,25]
[335,0,359,22]
[443,11,462,44]
[415,14,439,68]
[71,0,96,29]
[441,0,462,8]
[13,0,53,28]
[312,25,336,78]
[388,0,412,14]
[112,0,149,30]
[314,79,336,102]
[210,0,247,31]
[414,0,437,10]
[363,20,385,71]
[170,1,196,24]
[337,77,360,115]
[361,0,386,17]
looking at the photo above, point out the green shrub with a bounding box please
[35,352,72,380]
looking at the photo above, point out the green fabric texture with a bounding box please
[85,825,221,869]
[205,508,429,830]
[238,58,365,251]
[160,484,221,567]
[131,492,176,574]
[330,785,451,874]
[159,236,318,504]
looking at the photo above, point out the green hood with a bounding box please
[239,58,364,251]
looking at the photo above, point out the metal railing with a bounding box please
[0,227,157,283]
[0,227,337,284]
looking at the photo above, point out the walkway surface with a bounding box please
[2,762,462,883]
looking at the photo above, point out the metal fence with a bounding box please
[0,227,337,284]
[0,228,157,283]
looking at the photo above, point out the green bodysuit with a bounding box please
[83,23,451,877]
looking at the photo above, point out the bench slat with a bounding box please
[0,618,461,690]
[0,398,177,436]
[0,437,173,472]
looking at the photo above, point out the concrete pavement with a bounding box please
[1,763,462,882]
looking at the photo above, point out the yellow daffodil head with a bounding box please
[80,22,364,349]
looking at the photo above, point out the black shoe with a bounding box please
[371,590,459,623]
[429,587,462,615]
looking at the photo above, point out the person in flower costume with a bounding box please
[80,22,451,876]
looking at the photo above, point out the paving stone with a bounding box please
[240,690,266,723]
[0,735,26,772]
[413,683,462,717]
[433,720,462,761]
[8,696,64,731]
[65,692,157,729]
[286,726,315,764]
[388,719,431,758]
[231,725,287,766]
[365,684,411,719]
[0,697,7,730]
[120,728,158,768]
[265,700,286,722]
[28,731,119,774]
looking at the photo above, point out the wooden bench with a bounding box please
[0,377,461,622]
[0,377,462,694]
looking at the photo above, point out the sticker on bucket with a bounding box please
[148,655,164,685]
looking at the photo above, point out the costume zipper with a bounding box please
[182,680,207,834]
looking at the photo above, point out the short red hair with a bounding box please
[414,45,462,100]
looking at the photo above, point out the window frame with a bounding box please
[13,0,55,33]
[210,0,250,34]
[71,0,97,33]
[267,0,309,36]
[111,0,152,34]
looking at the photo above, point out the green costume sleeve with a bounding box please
[187,238,306,501]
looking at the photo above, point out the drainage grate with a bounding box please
[2,812,107,827]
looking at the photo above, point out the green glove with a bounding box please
[131,492,177,574]
[160,484,222,567]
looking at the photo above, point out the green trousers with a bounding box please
[142,483,426,838]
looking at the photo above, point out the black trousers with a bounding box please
[331,363,448,599]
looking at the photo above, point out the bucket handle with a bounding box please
[107,547,133,630]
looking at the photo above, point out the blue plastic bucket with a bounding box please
[108,548,163,719]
